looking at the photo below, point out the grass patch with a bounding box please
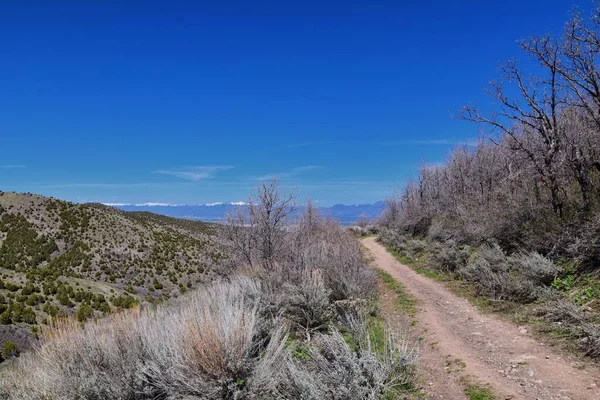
[445,356,466,373]
[287,339,312,361]
[383,246,445,282]
[367,315,386,354]
[382,244,494,311]
[364,315,424,399]
[462,379,496,400]
[377,270,418,317]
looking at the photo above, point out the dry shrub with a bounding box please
[276,327,419,399]
[562,213,600,271]
[543,294,600,359]
[1,278,264,400]
[136,277,262,399]
[426,218,456,242]
[457,244,513,301]
[348,224,379,237]
[2,309,146,399]
[377,229,427,259]
[293,217,376,301]
[509,251,560,286]
[429,240,470,272]
[377,228,407,251]
[1,283,419,400]
[279,268,332,333]
[457,245,560,303]
[223,187,377,304]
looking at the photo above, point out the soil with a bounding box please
[363,237,600,400]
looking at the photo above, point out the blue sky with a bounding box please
[0,0,585,205]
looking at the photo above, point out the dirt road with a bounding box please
[362,237,600,400]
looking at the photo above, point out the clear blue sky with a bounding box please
[0,1,585,205]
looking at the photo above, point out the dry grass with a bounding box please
[1,278,262,399]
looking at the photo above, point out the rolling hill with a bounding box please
[0,191,224,354]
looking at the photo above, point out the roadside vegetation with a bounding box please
[377,7,600,360]
[0,181,419,399]
[377,270,417,319]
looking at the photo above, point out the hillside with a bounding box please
[0,191,224,353]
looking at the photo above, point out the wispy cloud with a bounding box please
[285,141,338,149]
[0,165,27,169]
[382,139,478,147]
[45,183,169,189]
[154,165,233,181]
[253,165,322,181]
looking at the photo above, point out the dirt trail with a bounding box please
[362,237,600,400]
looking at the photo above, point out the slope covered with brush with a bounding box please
[0,191,223,353]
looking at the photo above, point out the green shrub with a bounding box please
[76,304,94,323]
[43,302,58,317]
[21,307,37,324]
[111,294,136,309]
[0,310,11,324]
[1,341,19,360]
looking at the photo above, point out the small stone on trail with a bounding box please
[510,355,537,364]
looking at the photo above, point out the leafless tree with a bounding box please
[223,206,254,267]
[461,37,566,216]
[249,180,296,267]
[561,7,600,128]
[223,179,296,269]
[386,8,600,252]
[378,196,402,228]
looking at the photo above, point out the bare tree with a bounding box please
[378,196,402,228]
[223,206,254,267]
[377,6,600,266]
[223,179,296,269]
[461,40,566,216]
[561,7,600,128]
[249,180,296,267]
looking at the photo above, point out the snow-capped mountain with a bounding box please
[105,201,385,225]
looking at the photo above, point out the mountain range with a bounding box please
[107,201,386,225]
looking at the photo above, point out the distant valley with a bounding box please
[108,201,386,225]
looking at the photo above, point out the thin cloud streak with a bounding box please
[288,180,395,189]
[253,165,322,181]
[154,165,233,181]
[285,140,338,149]
[382,138,478,147]
[44,183,172,189]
